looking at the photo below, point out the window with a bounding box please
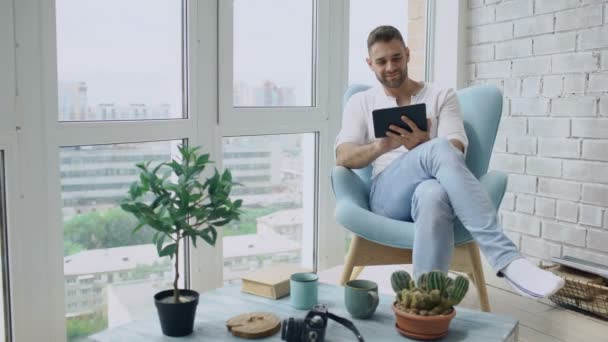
[0,151,10,340]
[60,141,184,340]
[55,0,185,121]
[348,0,427,85]
[232,0,314,107]
[222,134,316,282]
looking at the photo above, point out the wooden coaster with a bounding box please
[226,312,281,339]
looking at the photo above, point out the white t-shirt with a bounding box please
[335,82,469,179]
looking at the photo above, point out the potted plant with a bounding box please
[121,145,241,337]
[390,270,469,340]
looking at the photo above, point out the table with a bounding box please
[90,284,518,341]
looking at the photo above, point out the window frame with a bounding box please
[216,0,350,274]
[218,0,330,125]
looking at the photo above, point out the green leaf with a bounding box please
[196,154,209,166]
[200,227,218,246]
[159,243,177,257]
[131,222,146,234]
[221,169,232,182]
[156,234,166,255]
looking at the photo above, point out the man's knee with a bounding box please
[413,180,450,209]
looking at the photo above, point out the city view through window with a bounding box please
[233,0,314,107]
[222,134,316,283]
[55,0,183,121]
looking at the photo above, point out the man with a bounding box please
[335,25,564,299]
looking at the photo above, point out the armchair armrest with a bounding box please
[479,170,508,209]
[331,166,371,210]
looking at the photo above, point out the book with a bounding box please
[551,255,608,279]
[241,264,312,299]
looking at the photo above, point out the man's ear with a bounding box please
[405,46,410,63]
[366,57,372,69]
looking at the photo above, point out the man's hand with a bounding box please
[386,117,431,150]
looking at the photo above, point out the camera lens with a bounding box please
[281,317,304,341]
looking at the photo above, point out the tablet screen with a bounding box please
[372,103,427,138]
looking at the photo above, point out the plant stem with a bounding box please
[173,233,180,303]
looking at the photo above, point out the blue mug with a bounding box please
[290,272,318,310]
[344,279,379,319]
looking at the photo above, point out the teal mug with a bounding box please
[290,272,318,310]
[344,279,379,319]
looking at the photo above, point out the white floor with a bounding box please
[317,259,608,342]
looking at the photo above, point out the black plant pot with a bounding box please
[154,289,200,337]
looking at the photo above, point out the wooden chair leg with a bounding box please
[467,243,491,312]
[340,235,361,285]
[350,266,365,281]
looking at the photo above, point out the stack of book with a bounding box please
[241,264,312,299]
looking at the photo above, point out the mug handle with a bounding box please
[366,291,379,315]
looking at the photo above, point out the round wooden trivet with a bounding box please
[226,312,281,339]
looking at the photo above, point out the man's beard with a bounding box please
[376,67,408,88]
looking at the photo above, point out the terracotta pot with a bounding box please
[392,302,456,340]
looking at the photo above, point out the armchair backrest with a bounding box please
[341,84,503,181]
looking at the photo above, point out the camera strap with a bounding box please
[327,312,364,342]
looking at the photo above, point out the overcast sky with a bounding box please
[56,0,407,110]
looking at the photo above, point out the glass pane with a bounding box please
[349,0,425,85]
[56,0,184,121]
[0,152,9,340]
[60,141,185,340]
[233,0,314,107]
[222,134,316,282]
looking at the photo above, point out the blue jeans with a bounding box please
[369,138,521,279]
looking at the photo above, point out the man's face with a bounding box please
[366,39,409,89]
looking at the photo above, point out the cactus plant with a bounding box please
[391,270,469,316]
[391,270,413,293]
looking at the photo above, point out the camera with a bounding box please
[281,304,328,342]
[281,304,364,342]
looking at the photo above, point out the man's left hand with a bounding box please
[386,117,431,150]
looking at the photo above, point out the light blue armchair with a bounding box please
[332,84,507,312]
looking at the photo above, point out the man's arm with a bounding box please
[438,89,469,154]
[336,142,381,169]
[336,137,398,169]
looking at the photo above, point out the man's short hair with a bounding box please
[367,25,406,51]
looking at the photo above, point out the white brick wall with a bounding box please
[582,140,608,161]
[543,221,586,246]
[572,118,608,138]
[538,138,580,158]
[516,194,535,214]
[556,200,578,222]
[580,204,603,227]
[535,197,556,218]
[551,97,596,116]
[502,211,541,236]
[563,74,586,94]
[467,0,608,265]
[533,32,576,55]
[587,230,608,253]
[507,136,536,155]
[555,5,603,32]
[521,236,562,259]
[513,14,553,38]
[526,157,562,177]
